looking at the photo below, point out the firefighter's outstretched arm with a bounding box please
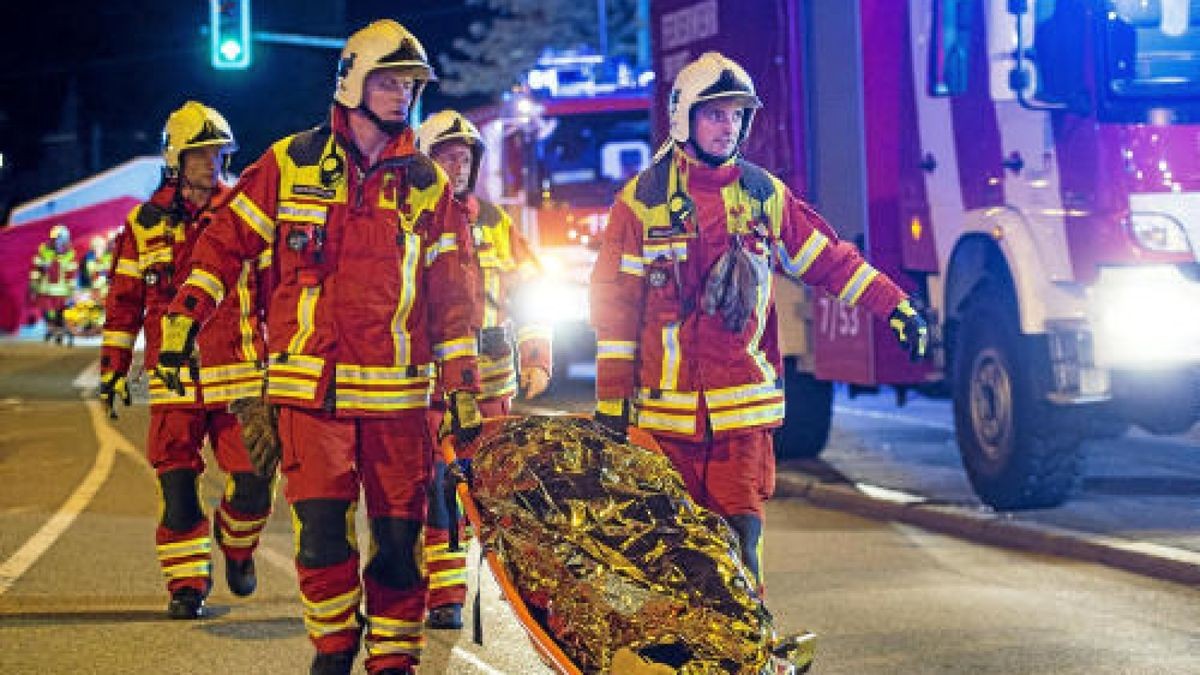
[160,154,280,393]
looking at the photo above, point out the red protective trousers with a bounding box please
[653,428,775,520]
[278,406,433,671]
[423,396,509,609]
[148,408,271,595]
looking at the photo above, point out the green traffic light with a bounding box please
[219,39,243,62]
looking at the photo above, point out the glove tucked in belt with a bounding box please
[229,396,279,476]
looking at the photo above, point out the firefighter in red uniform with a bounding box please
[28,224,79,344]
[158,21,481,675]
[414,109,554,629]
[98,101,273,620]
[590,52,929,593]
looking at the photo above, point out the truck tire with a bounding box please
[952,288,1084,509]
[775,360,833,460]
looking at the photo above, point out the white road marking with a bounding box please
[0,394,123,596]
[449,646,509,675]
[834,404,955,432]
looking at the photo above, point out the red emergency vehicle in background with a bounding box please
[465,53,654,375]
[651,0,1200,509]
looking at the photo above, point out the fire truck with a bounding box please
[651,0,1200,508]
[466,54,654,374]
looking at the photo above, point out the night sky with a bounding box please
[0,1,492,215]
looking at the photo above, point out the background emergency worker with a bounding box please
[99,101,273,620]
[28,223,78,344]
[590,52,929,593]
[83,232,116,298]
[414,109,554,629]
[158,21,481,675]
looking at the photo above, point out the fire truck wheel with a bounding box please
[774,359,833,460]
[952,286,1084,510]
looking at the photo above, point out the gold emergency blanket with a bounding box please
[469,416,784,674]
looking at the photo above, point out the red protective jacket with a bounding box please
[590,148,906,440]
[167,109,479,417]
[101,184,267,409]
[465,194,552,402]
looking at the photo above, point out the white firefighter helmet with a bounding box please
[334,19,437,110]
[666,52,762,148]
[414,110,484,191]
[161,101,237,173]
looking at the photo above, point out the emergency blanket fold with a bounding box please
[468,416,795,674]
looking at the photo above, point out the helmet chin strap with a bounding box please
[361,105,409,136]
[688,139,734,168]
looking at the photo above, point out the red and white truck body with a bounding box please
[651,0,1200,507]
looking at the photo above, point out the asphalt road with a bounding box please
[1,343,1198,674]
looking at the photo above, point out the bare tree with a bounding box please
[437,0,642,97]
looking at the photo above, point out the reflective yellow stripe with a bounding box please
[635,388,698,410]
[305,612,361,638]
[482,269,500,326]
[267,379,319,400]
[333,391,431,410]
[433,337,478,362]
[184,268,225,303]
[425,546,467,564]
[709,401,786,432]
[365,640,424,658]
[231,193,276,243]
[429,569,468,587]
[748,271,775,381]
[199,363,260,383]
[334,363,435,384]
[278,201,328,224]
[706,381,780,408]
[216,530,260,548]
[141,249,173,268]
[156,538,212,558]
[636,409,696,435]
[161,561,211,580]
[368,616,423,636]
[838,263,878,306]
[102,330,136,349]
[257,249,273,270]
[597,340,636,360]
[658,323,681,391]
[619,253,646,277]
[424,232,458,267]
[269,354,324,375]
[392,232,421,365]
[116,259,140,278]
[288,287,320,354]
[778,230,829,277]
[302,586,362,617]
[236,262,256,362]
[220,514,269,532]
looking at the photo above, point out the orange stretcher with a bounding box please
[438,416,663,675]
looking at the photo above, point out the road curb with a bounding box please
[775,473,1200,587]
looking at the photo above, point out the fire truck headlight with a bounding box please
[517,280,590,325]
[1090,265,1200,367]
[1127,212,1192,254]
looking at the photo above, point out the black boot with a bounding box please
[426,603,463,629]
[310,650,356,675]
[225,555,257,597]
[166,586,207,620]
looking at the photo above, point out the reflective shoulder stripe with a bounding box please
[230,192,276,244]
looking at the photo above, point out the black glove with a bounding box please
[888,299,929,362]
[229,396,280,476]
[594,398,630,440]
[156,314,199,396]
[99,370,131,419]
[438,390,483,445]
